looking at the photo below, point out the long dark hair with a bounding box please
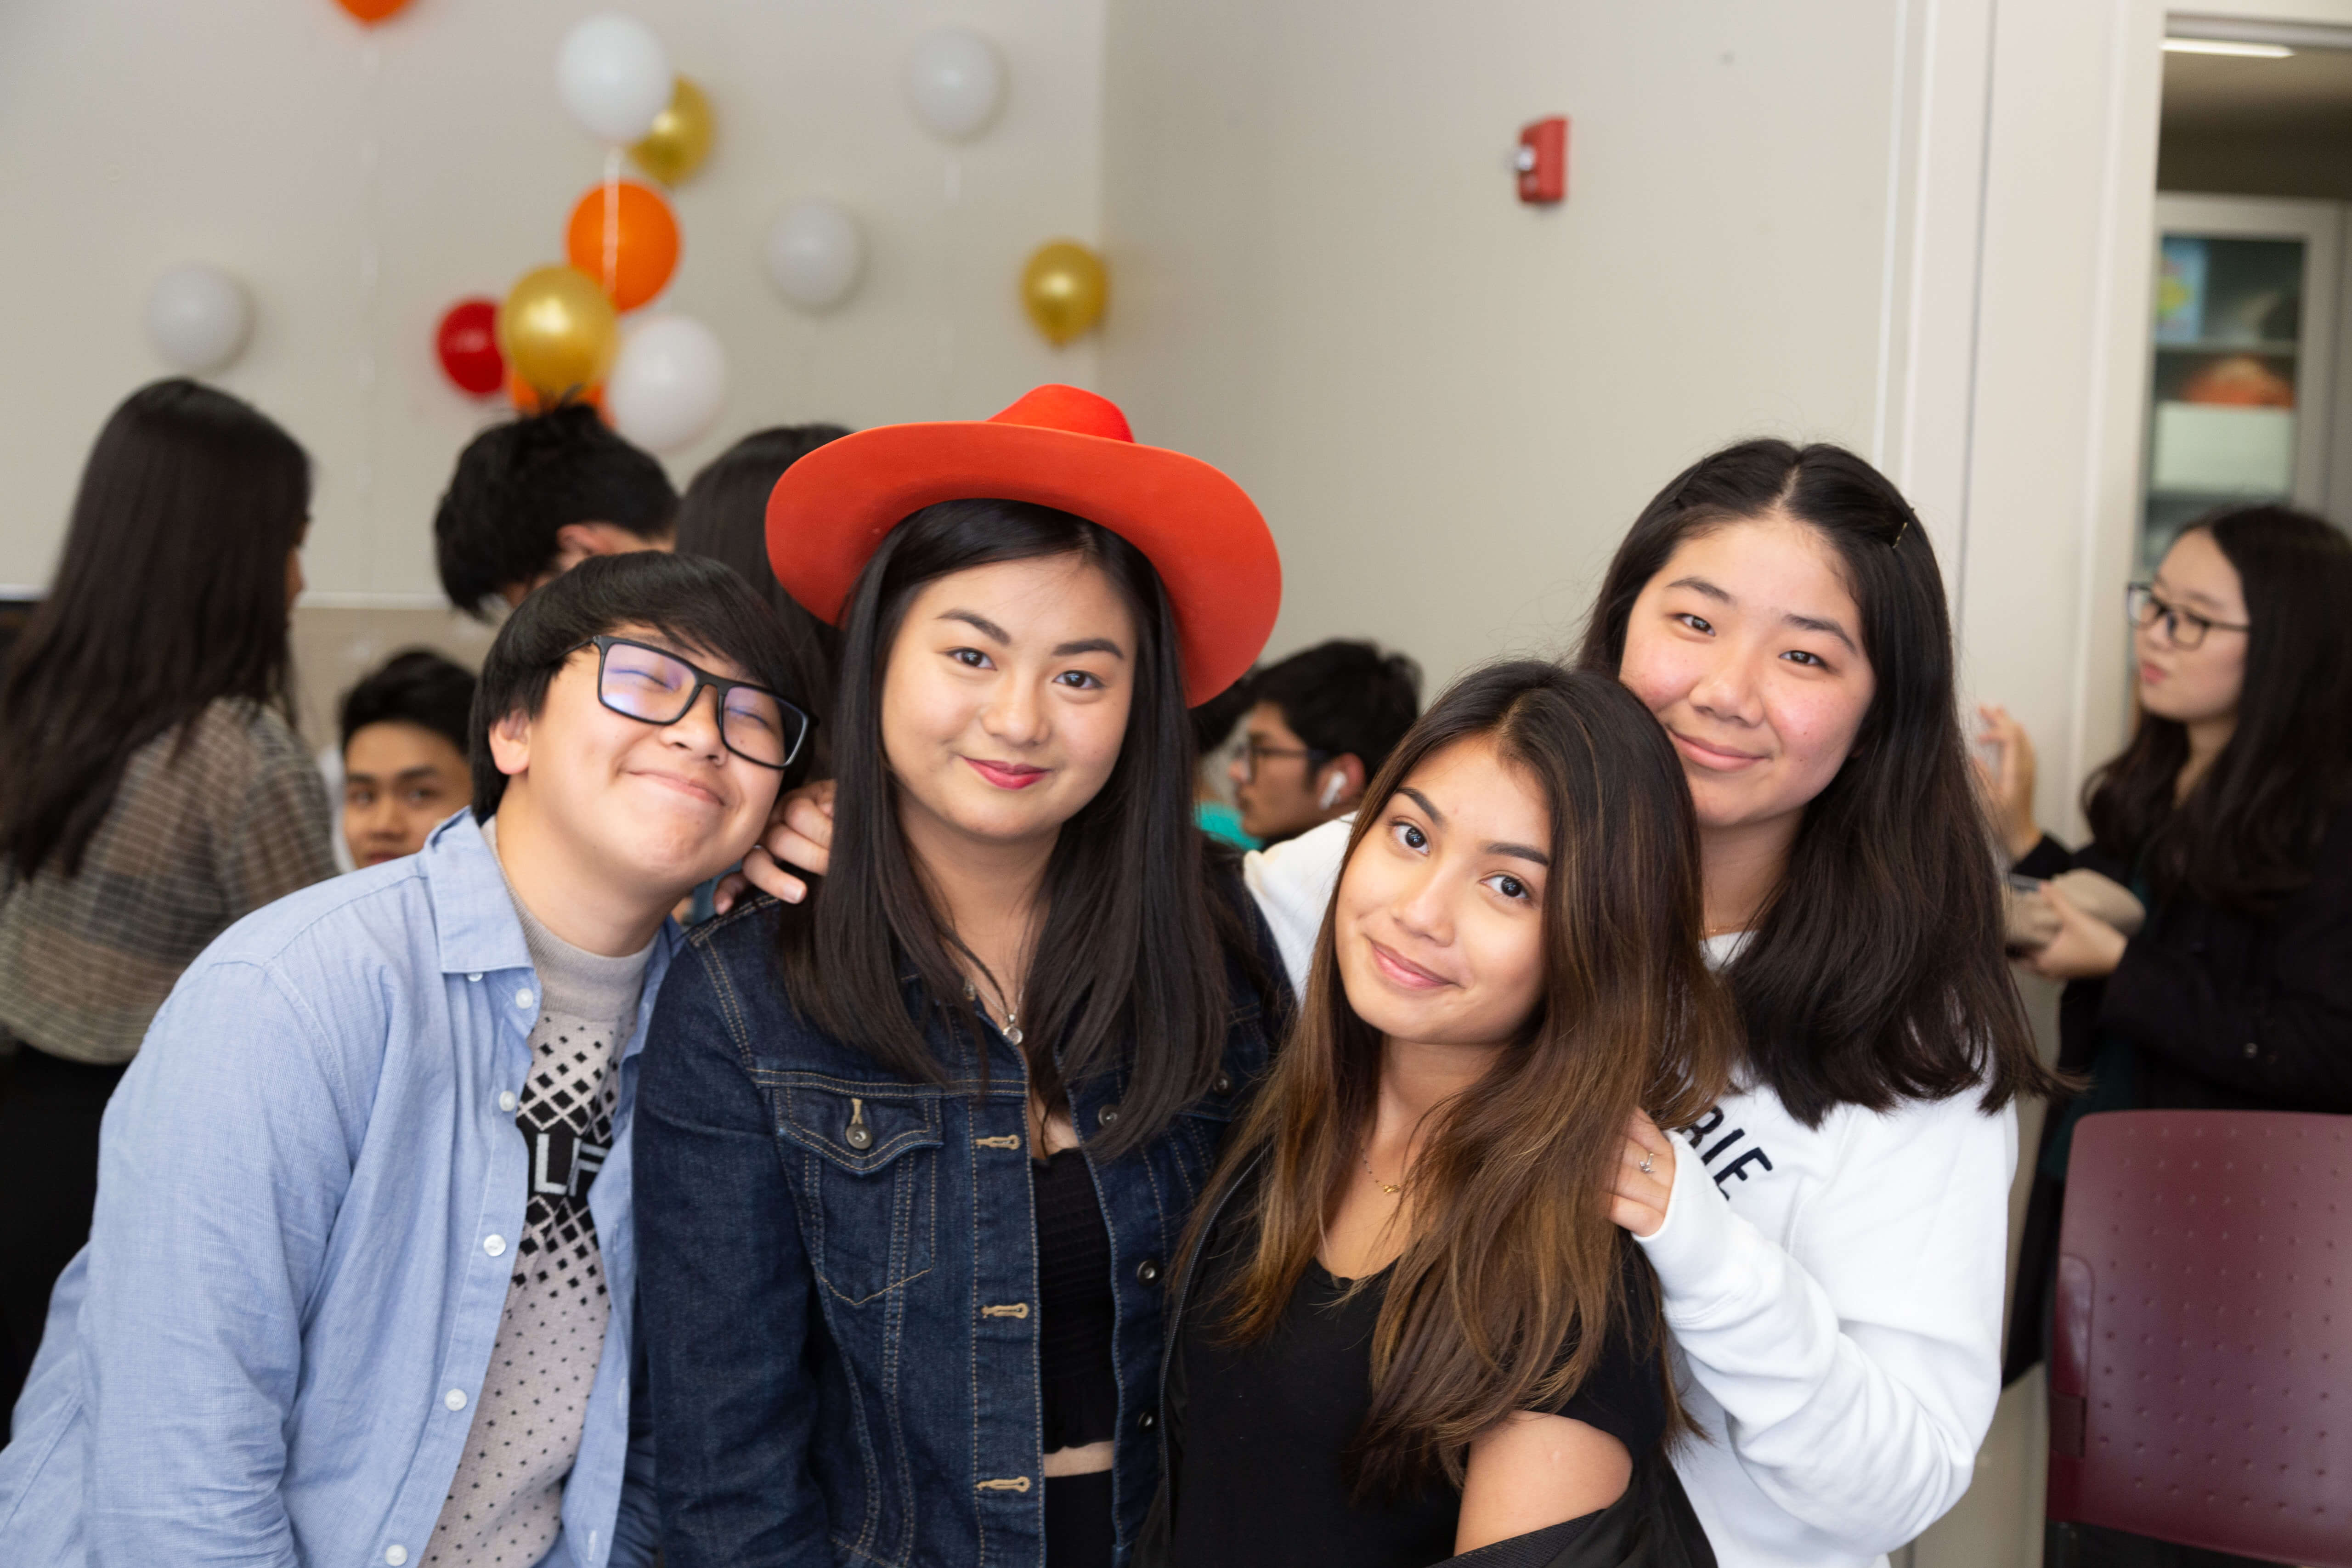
[2086,505,2352,911]
[1578,439,2050,1127]
[674,424,850,764]
[1193,663,1737,1494]
[0,379,309,879]
[776,498,1261,1158]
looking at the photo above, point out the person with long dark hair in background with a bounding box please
[739,440,2058,1567]
[1157,663,1734,1567]
[674,422,852,770]
[634,387,1292,1568]
[0,379,336,1418]
[1978,504,2352,1567]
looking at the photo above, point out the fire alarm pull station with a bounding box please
[1516,116,1567,204]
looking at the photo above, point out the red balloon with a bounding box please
[435,299,504,397]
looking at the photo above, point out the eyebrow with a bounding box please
[345,766,450,787]
[2151,574,2228,613]
[939,609,1011,643]
[1398,787,1551,868]
[1666,574,1859,656]
[939,610,1127,661]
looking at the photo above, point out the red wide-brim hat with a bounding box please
[765,384,1279,705]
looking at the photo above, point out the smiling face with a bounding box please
[879,554,1139,860]
[1334,735,1551,1051]
[2135,526,2248,729]
[1617,513,1877,844]
[486,623,781,906]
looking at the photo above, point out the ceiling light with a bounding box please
[2164,37,2295,57]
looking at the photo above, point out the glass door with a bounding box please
[2143,194,2340,571]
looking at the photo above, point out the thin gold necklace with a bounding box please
[1362,1154,1403,1195]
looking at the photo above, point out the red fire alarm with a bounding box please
[1517,116,1568,204]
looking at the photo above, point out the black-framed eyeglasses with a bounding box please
[575,635,812,770]
[1238,736,1327,783]
[2125,583,2250,651]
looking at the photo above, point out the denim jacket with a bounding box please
[634,880,1287,1568]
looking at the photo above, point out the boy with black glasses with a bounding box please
[0,554,809,1568]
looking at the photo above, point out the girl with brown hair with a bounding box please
[1154,662,1736,1566]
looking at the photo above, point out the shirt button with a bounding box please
[444,1387,467,1411]
[466,973,481,984]
[514,988,535,1010]
[498,1091,519,1113]
[2243,1041,2259,1059]
[1136,1259,1160,1285]
[484,1234,507,1257]
[386,1548,409,1566]
[1097,1105,1120,1129]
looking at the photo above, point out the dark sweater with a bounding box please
[2003,803,2352,1382]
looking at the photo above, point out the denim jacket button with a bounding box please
[1213,1071,1233,1094]
[1136,1408,1157,1431]
[1136,1258,1159,1285]
[1097,1105,1120,1129]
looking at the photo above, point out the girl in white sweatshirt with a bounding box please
[735,439,2052,1568]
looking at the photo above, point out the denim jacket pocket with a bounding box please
[774,1081,942,1307]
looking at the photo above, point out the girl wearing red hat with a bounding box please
[633,388,1292,1568]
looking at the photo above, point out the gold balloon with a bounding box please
[629,76,714,187]
[1021,240,1108,346]
[499,265,618,398]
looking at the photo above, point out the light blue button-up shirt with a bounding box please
[0,812,673,1568]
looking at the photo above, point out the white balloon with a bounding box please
[556,15,673,144]
[606,315,727,454]
[145,264,252,373]
[763,201,865,312]
[903,28,1005,142]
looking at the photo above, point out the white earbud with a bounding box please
[1318,773,1346,810]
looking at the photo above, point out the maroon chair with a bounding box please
[2047,1109,2352,1565]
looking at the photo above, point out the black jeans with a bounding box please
[0,1040,126,1431]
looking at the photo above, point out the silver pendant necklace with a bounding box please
[963,979,1025,1047]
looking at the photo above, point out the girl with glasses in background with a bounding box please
[1977,504,2352,1567]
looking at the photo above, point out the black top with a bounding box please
[1170,1246,1669,1568]
[1033,1147,1120,1451]
[2003,804,2352,1383]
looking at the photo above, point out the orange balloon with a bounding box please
[334,0,411,22]
[565,181,680,312]
[507,369,605,417]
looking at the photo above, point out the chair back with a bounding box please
[2047,1109,2352,1565]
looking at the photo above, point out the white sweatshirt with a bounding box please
[1242,819,2016,1568]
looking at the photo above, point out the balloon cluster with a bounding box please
[426,15,726,453]
[303,6,1099,436]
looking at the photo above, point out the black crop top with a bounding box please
[1171,1245,1670,1568]
[1032,1148,1119,1451]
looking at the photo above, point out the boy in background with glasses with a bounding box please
[1228,638,1422,846]
[0,554,810,1568]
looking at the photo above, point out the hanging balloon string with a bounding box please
[603,147,623,303]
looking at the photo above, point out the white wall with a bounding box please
[0,0,1110,604]
[1097,0,1907,688]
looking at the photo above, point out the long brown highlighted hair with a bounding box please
[1187,662,1737,1494]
